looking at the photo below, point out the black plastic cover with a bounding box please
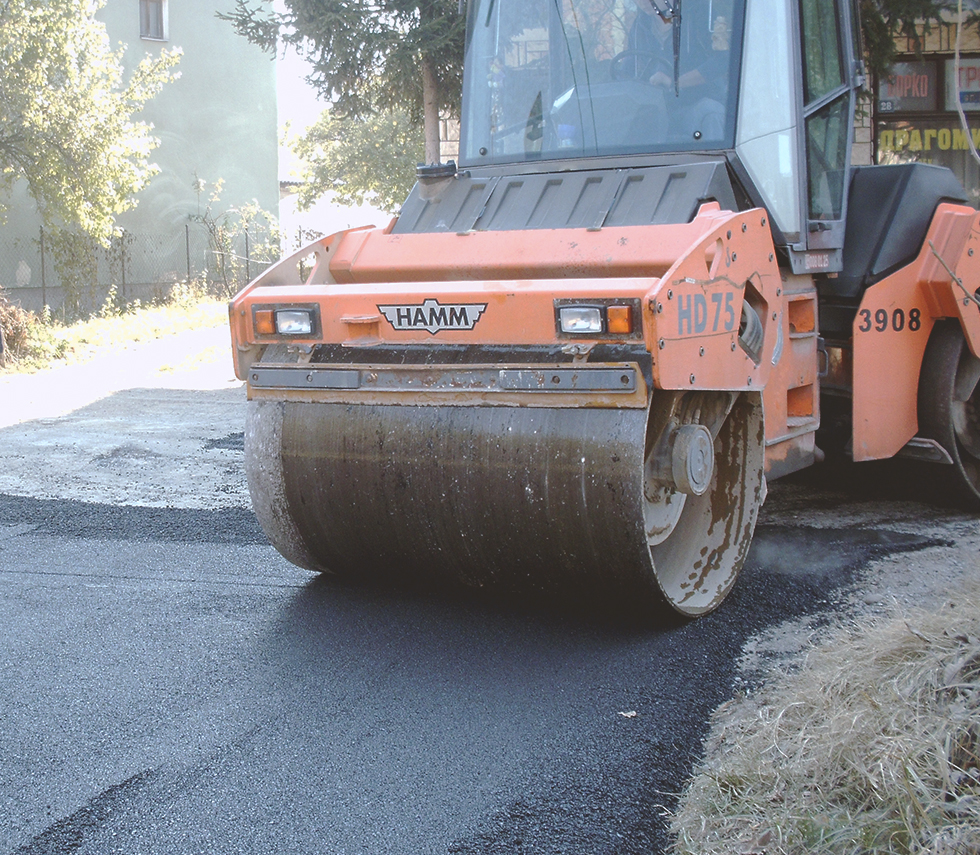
[834,163,969,299]
[392,161,738,234]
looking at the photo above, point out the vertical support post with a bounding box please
[185,224,192,281]
[39,226,47,310]
[119,231,126,303]
[245,228,251,283]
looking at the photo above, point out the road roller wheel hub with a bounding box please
[672,424,714,496]
[642,390,766,616]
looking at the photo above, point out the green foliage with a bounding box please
[98,284,124,319]
[46,229,101,318]
[190,179,281,297]
[292,109,424,213]
[860,1,980,80]
[0,0,180,240]
[220,0,464,128]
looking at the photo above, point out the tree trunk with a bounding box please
[421,55,441,164]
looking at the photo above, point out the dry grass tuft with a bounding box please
[671,580,980,855]
[0,282,226,372]
[0,286,37,361]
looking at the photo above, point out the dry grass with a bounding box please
[671,580,980,855]
[0,282,226,372]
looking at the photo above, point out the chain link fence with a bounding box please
[0,223,281,318]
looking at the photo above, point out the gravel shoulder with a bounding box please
[0,324,249,509]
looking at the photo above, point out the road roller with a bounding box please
[229,0,980,616]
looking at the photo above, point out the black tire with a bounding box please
[918,320,980,508]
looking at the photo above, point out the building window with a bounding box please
[140,0,167,41]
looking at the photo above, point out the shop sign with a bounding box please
[878,62,937,113]
[945,58,980,112]
[878,121,980,153]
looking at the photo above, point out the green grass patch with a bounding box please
[0,282,227,373]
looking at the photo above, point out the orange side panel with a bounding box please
[326,211,729,283]
[852,204,978,461]
[644,209,782,391]
[762,277,821,479]
[945,212,980,358]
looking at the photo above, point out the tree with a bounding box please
[291,108,424,213]
[860,0,964,80]
[221,0,464,164]
[0,0,179,241]
[226,0,974,214]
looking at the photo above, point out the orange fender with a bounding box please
[852,203,980,461]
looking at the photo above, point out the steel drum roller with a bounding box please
[246,390,765,615]
[248,400,655,595]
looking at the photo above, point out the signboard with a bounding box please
[878,119,980,156]
[878,61,938,113]
[945,58,980,112]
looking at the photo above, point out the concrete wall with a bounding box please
[98,0,279,229]
[0,2,279,312]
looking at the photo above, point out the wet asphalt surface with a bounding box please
[0,358,963,855]
[0,483,940,855]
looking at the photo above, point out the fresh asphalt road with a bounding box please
[1,496,924,855]
[0,333,972,855]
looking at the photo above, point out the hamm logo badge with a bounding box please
[378,299,487,335]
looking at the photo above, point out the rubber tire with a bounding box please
[918,320,980,508]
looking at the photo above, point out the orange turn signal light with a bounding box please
[606,305,633,334]
[254,309,275,336]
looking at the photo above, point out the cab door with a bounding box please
[800,0,862,261]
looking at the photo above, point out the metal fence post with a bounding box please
[119,231,126,302]
[185,224,191,281]
[39,226,47,310]
[245,228,250,283]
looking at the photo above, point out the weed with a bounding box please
[0,281,226,373]
[0,287,39,362]
[671,579,980,855]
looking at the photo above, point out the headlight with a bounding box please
[275,309,314,335]
[559,306,603,334]
[253,306,317,337]
[556,302,636,336]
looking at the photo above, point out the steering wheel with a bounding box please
[610,50,670,82]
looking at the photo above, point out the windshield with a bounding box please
[460,0,743,166]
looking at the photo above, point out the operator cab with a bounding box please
[403,0,865,274]
[461,0,739,159]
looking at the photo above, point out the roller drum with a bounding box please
[247,400,657,599]
[246,388,765,615]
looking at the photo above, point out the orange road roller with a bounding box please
[229,0,980,615]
